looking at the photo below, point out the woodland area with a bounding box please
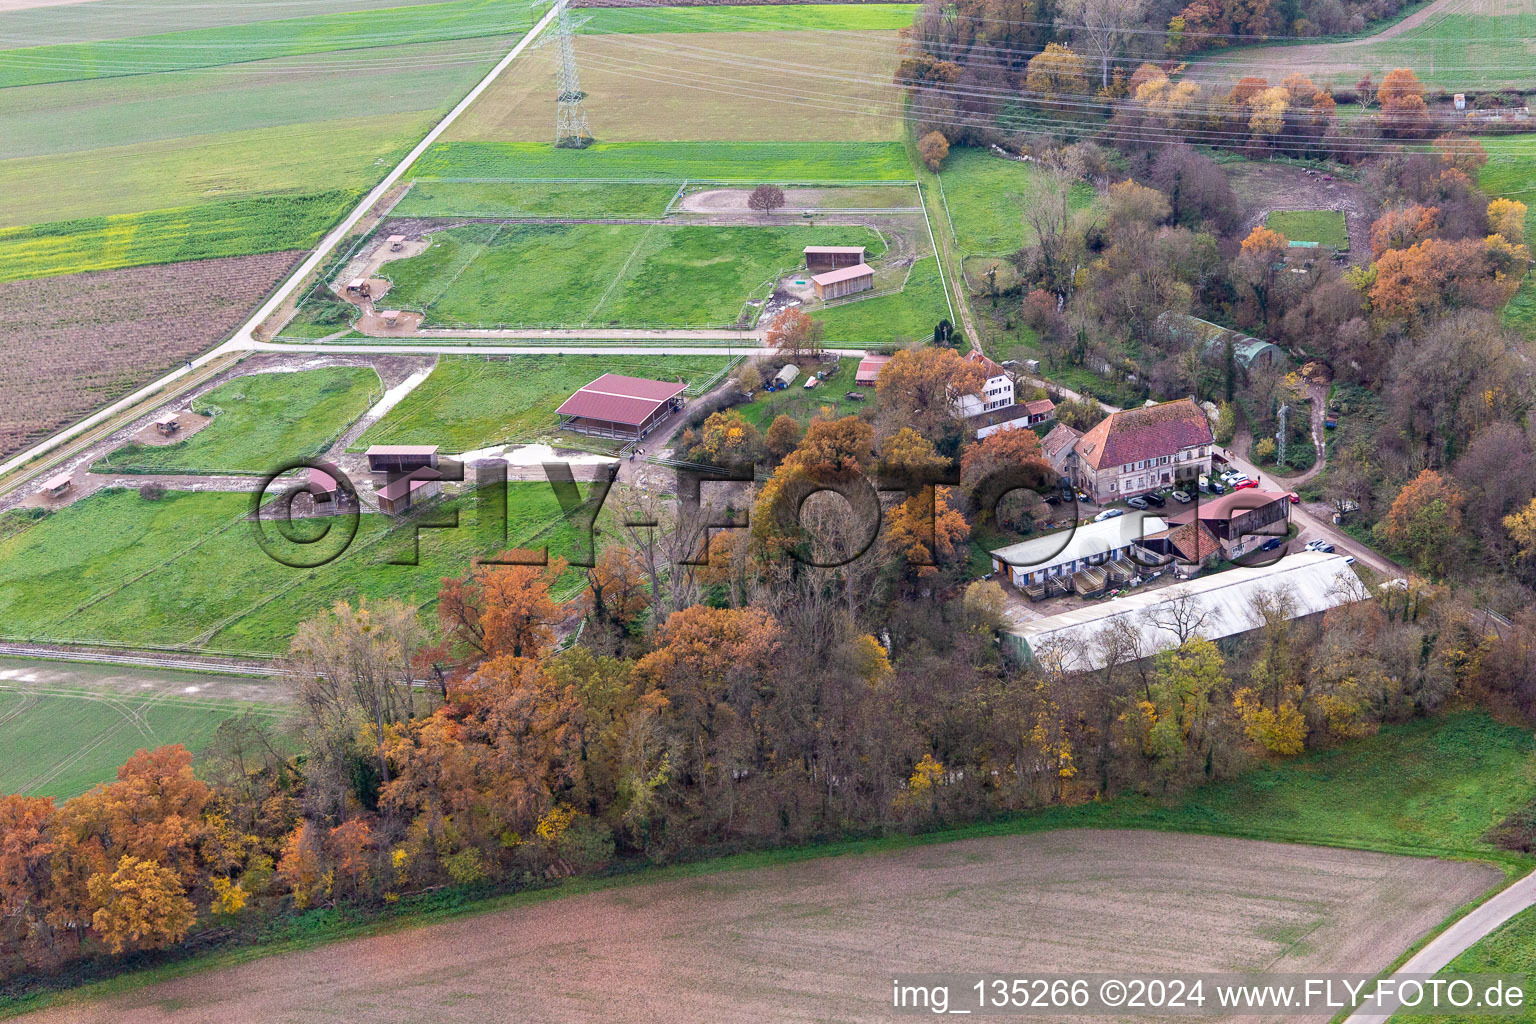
[2,390,1535,988]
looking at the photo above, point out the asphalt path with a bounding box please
[1343,871,1536,1024]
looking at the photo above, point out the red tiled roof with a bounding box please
[966,350,1005,377]
[555,373,686,427]
[1024,398,1055,416]
[1168,489,1288,524]
[1157,520,1222,562]
[309,467,338,493]
[811,263,874,286]
[1074,398,1212,470]
[855,354,891,384]
[1041,423,1081,459]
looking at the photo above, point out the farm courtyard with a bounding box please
[13,829,1500,1022]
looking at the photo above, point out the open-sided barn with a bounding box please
[803,245,866,273]
[555,373,687,440]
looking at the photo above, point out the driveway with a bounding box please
[1217,445,1401,577]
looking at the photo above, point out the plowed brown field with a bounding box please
[20,829,1502,1024]
[0,251,300,460]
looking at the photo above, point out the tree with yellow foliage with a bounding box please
[1486,198,1527,244]
[87,856,196,954]
[1232,687,1305,755]
[1129,638,1227,780]
[1504,498,1536,564]
[1025,43,1090,102]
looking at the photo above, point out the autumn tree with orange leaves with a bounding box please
[634,606,780,801]
[1236,225,1288,328]
[1369,205,1439,258]
[1378,67,1430,138]
[766,308,824,357]
[960,428,1054,530]
[583,544,652,652]
[883,485,970,582]
[1379,470,1465,576]
[436,553,568,666]
[874,346,985,446]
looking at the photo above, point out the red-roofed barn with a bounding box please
[556,374,687,440]
[812,263,874,300]
[855,354,891,385]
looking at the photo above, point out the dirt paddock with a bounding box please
[21,829,1500,1024]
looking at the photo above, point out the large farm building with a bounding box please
[556,374,687,440]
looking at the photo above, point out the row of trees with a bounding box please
[6,521,1525,977]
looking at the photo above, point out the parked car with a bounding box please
[1342,556,1356,565]
[1171,490,1192,504]
[1094,508,1125,522]
[1234,478,1258,490]
[1127,496,1150,510]
[1144,491,1167,507]
[1305,540,1336,553]
[1209,480,1226,494]
[1261,537,1285,552]
[1283,491,1300,504]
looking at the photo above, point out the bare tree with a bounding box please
[1058,0,1146,89]
[748,184,786,217]
[1018,168,1076,292]
[1148,591,1210,646]
[285,598,425,812]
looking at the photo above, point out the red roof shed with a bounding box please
[555,374,687,439]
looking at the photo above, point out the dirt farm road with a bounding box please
[0,2,563,483]
[13,830,1502,1024]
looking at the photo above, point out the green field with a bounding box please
[578,3,917,34]
[0,192,350,281]
[0,686,289,799]
[0,0,473,46]
[7,39,517,164]
[92,368,381,476]
[1204,6,1536,90]
[385,222,885,328]
[938,148,1098,258]
[1266,209,1350,249]
[1397,906,1536,1024]
[391,181,679,219]
[0,0,529,90]
[0,483,590,655]
[410,141,917,183]
[1480,136,1536,338]
[812,255,951,344]
[355,354,733,452]
[1039,712,1536,864]
[0,111,433,229]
